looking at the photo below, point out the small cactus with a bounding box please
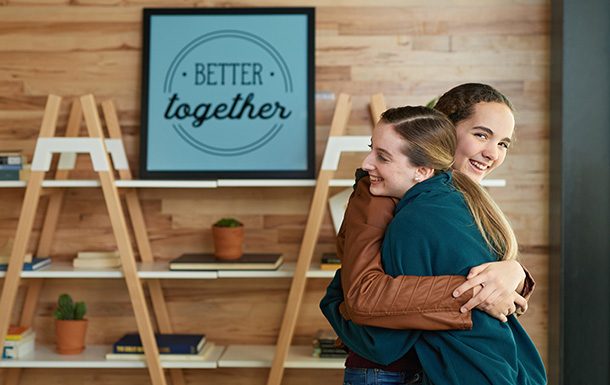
[54,293,87,320]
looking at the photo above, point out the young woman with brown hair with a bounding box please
[323,85,535,383]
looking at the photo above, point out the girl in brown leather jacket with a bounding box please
[327,83,536,384]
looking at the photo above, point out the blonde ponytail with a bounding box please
[452,171,518,261]
[381,106,518,261]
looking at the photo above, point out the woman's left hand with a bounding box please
[452,260,527,321]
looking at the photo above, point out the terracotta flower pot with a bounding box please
[55,319,88,354]
[212,225,244,260]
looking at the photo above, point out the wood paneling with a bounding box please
[0,0,550,383]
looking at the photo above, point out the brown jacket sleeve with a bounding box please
[520,264,536,301]
[337,176,473,331]
[515,263,536,316]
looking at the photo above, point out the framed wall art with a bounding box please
[140,8,315,179]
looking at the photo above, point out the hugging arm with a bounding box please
[320,270,420,365]
[338,176,535,328]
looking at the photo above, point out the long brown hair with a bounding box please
[380,106,518,260]
[434,83,514,125]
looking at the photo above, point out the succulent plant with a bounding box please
[54,293,87,321]
[213,218,243,228]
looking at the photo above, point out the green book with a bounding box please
[0,170,19,180]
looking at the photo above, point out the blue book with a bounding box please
[113,333,206,354]
[0,164,22,170]
[0,257,51,271]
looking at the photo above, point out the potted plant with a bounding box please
[212,218,244,260]
[54,293,87,354]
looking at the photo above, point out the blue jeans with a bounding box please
[343,368,423,385]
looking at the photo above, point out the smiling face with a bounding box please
[453,102,515,182]
[361,123,430,199]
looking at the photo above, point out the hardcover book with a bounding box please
[320,253,340,271]
[0,257,51,271]
[2,331,35,359]
[112,333,206,354]
[106,342,215,361]
[77,251,120,259]
[6,326,33,341]
[73,257,121,269]
[169,253,283,271]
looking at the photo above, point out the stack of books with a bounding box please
[0,239,51,271]
[73,251,121,269]
[320,253,341,271]
[106,332,214,361]
[312,329,347,359]
[2,325,35,359]
[0,152,30,181]
[0,254,51,271]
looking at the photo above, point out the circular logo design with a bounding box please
[162,30,293,157]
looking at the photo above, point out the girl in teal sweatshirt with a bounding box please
[320,106,546,385]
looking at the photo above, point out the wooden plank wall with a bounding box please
[0,1,549,384]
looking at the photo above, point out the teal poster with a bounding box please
[140,8,314,179]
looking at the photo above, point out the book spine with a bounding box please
[113,345,197,354]
[2,338,34,359]
[0,259,50,271]
[0,170,20,180]
[0,156,23,165]
[0,164,22,170]
[2,345,15,359]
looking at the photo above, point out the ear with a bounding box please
[414,166,434,182]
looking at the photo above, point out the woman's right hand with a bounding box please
[453,260,528,321]
[471,284,528,322]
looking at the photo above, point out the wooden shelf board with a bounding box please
[306,263,339,278]
[216,262,336,278]
[19,262,123,279]
[0,344,225,369]
[0,345,134,368]
[218,344,344,369]
[139,262,218,279]
[0,261,335,279]
[0,179,508,189]
[216,262,295,278]
[0,181,27,188]
[217,179,317,187]
[0,262,217,279]
[115,180,218,188]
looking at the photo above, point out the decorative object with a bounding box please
[211,218,244,260]
[140,7,315,179]
[53,293,88,355]
[328,188,352,235]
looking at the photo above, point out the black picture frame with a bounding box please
[140,7,315,180]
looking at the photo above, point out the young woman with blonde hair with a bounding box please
[321,101,546,384]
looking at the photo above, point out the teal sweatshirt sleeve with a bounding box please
[383,182,546,385]
[319,269,420,365]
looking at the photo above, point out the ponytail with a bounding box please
[452,171,518,261]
